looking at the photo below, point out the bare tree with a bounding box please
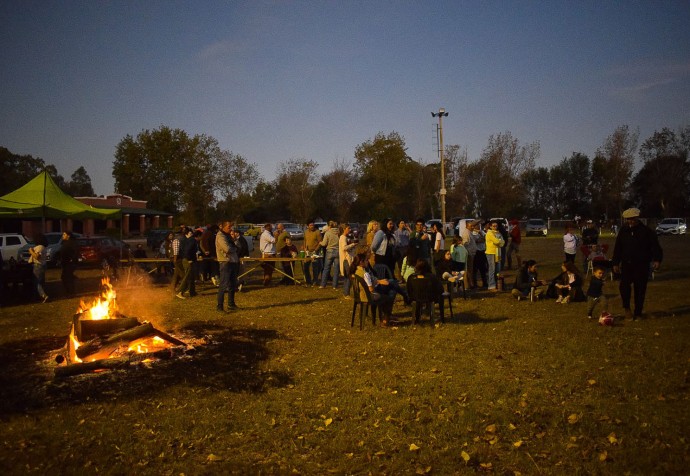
[275,158,319,224]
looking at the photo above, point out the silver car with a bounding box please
[656,218,687,235]
[526,219,548,236]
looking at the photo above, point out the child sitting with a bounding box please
[450,236,467,273]
[586,266,608,319]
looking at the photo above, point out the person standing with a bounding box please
[303,221,322,285]
[371,218,397,275]
[28,233,49,303]
[409,218,432,265]
[506,219,522,270]
[319,220,340,289]
[485,220,505,292]
[60,231,79,296]
[611,208,662,320]
[393,220,410,277]
[563,226,578,263]
[216,221,239,311]
[175,227,197,299]
[338,223,356,297]
[259,223,277,286]
[459,219,477,290]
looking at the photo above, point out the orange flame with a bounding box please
[77,277,118,320]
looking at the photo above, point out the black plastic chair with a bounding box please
[351,275,378,329]
[407,274,446,325]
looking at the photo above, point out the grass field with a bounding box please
[1,233,688,475]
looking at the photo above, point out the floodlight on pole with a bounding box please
[431,108,449,226]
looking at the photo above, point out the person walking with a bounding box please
[611,208,662,320]
[28,233,49,303]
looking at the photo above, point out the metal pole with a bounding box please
[438,113,446,226]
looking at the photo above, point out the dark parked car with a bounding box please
[76,236,130,267]
[146,229,173,251]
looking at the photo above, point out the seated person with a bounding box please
[435,249,462,284]
[351,250,396,326]
[400,245,418,283]
[548,261,585,303]
[449,236,467,273]
[278,237,299,285]
[511,259,547,301]
[406,259,446,321]
[588,244,613,268]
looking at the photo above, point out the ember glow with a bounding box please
[77,277,118,320]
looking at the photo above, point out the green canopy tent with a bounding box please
[0,171,120,222]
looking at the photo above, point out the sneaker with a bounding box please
[561,296,570,304]
[175,292,186,300]
[318,285,325,289]
[228,304,238,310]
[216,307,225,312]
[42,295,49,303]
[516,295,523,301]
[587,315,593,319]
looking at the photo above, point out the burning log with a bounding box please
[74,314,139,341]
[75,322,155,360]
[55,346,189,378]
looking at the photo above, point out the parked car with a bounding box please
[525,218,548,236]
[425,219,443,231]
[76,236,131,267]
[314,222,328,234]
[282,223,304,240]
[489,217,510,232]
[0,233,31,262]
[238,223,262,237]
[656,218,687,235]
[146,229,172,251]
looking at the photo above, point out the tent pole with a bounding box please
[42,169,47,233]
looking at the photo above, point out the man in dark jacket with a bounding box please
[60,231,79,296]
[611,208,663,320]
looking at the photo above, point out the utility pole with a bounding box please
[431,108,449,226]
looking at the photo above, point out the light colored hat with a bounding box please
[622,208,640,218]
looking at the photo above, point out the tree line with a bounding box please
[2,125,689,225]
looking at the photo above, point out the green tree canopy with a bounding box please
[353,131,418,220]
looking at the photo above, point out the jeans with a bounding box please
[33,264,47,299]
[320,249,340,288]
[217,261,238,308]
[487,254,500,290]
[304,257,323,285]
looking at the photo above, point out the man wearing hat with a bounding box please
[611,208,663,320]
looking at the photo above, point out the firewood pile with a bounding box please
[53,278,192,378]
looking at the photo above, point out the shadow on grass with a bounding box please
[0,321,293,419]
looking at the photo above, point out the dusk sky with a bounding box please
[2,1,689,196]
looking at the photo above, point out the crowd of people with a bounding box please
[20,209,661,323]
